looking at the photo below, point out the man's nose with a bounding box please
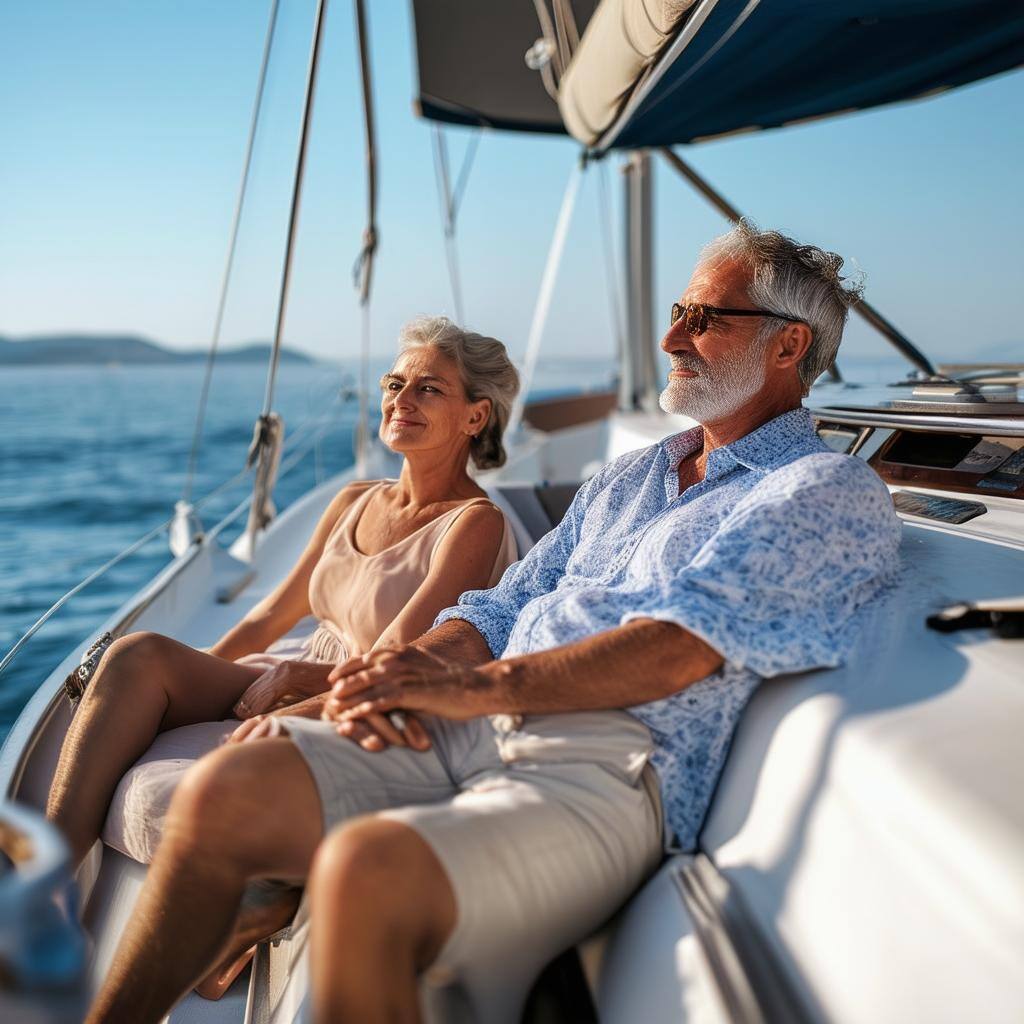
[660,322,692,354]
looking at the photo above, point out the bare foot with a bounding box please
[195,887,302,1000]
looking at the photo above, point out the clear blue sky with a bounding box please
[1,0,1022,369]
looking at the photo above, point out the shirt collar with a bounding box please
[661,406,821,480]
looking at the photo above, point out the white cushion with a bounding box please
[101,720,233,863]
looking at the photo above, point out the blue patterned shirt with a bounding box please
[436,407,901,848]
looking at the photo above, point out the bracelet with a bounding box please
[63,632,115,706]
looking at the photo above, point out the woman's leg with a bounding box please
[46,631,262,866]
[308,818,457,1024]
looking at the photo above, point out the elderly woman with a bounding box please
[47,317,520,986]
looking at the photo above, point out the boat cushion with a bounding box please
[101,720,231,863]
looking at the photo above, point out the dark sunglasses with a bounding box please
[670,302,803,336]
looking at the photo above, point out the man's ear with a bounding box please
[467,397,491,436]
[774,322,813,369]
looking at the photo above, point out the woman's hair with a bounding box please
[396,316,520,470]
[699,219,865,394]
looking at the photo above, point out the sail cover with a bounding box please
[411,1,1024,148]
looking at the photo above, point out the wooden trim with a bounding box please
[522,390,618,433]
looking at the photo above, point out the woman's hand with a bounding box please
[233,661,333,719]
[324,646,495,724]
[226,693,327,743]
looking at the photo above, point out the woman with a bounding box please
[46,315,520,880]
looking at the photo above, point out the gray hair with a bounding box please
[699,220,864,394]
[397,316,520,470]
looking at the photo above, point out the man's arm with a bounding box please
[324,619,723,723]
[481,618,722,713]
[414,618,495,667]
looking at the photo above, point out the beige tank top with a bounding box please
[303,481,517,663]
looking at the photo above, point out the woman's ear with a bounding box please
[467,397,491,436]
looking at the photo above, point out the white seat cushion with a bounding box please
[101,720,233,863]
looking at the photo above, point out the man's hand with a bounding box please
[335,712,431,753]
[324,646,495,724]
[233,661,333,719]
[227,690,433,753]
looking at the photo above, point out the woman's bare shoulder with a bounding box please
[318,479,381,527]
[440,501,507,551]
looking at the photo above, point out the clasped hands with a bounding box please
[228,646,492,752]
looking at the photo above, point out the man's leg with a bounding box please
[308,819,456,1024]
[308,759,661,1024]
[86,738,322,1024]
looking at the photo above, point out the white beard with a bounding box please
[659,347,766,423]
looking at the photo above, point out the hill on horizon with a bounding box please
[0,333,317,367]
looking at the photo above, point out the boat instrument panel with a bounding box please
[871,431,1024,498]
[814,420,1024,525]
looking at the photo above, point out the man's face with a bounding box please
[658,259,771,424]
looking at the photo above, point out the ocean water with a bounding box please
[0,358,618,744]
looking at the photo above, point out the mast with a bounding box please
[620,151,660,412]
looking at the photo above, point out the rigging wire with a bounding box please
[0,516,178,680]
[260,0,330,419]
[451,131,480,221]
[241,0,329,560]
[657,146,936,379]
[431,128,459,322]
[352,0,380,471]
[182,0,282,505]
[431,126,481,325]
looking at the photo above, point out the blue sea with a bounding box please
[0,359,621,744]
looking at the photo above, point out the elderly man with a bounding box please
[87,223,900,1024]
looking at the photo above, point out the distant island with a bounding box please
[0,333,317,367]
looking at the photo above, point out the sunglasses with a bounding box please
[670,302,803,336]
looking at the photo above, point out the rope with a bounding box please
[352,0,379,305]
[508,158,585,434]
[182,0,281,505]
[552,0,580,71]
[260,0,330,418]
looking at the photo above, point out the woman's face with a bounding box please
[378,345,490,462]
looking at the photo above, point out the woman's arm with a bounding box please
[369,504,509,651]
[209,482,374,662]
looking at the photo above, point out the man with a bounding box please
[87,223,901,1023]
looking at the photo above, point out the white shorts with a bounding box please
[281,710,663,1021]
